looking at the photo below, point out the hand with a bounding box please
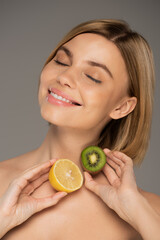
[0,159,67,236]
[84,149,140,226]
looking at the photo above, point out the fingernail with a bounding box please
[84,171,92,181]
[103,148,110,150]
[49,158,58,164]
[84,171,89,178]
[58,192,68,197]
[103,148,111,153]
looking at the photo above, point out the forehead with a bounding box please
[62,33,128,82]
[63,33,120,59]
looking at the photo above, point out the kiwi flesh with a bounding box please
[81,146,106,174]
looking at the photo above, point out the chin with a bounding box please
[39,103,101,131]
[40,105,59,125]
[40,105,68,127]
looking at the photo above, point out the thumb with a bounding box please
[84,172,101,196]
[84,172,113,206]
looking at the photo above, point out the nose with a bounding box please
[56,68,77,89]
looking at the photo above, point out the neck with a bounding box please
[36,124,100,169]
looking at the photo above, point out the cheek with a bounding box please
[38,72,46,105]
[40,66,52,85]
[40,63,60,86]
[38,65,57,103]
[39,67,49,92]
[84,82,126,118]
[84,84,114,109]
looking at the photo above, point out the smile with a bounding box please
[48,88,82,106]
[50,91,72,104]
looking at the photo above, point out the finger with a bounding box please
[7,160,57,202]
[108,152,136,189]
[35,192,68,212]
[110,152,134,181]
[105,151,125,169]
[106,158,122,177]
[22,159,58,182]
[27,166,51,182]
[105,152,135,185]
[103,148,111,154]
[104,149,125,175]
[22,172,49,195]
[22,159,57,173]
[104,149,124,177]
[84,172,112,197]
[111,151,133,166]
[84,172,100,195]
[84,172,113,206]
[103,164,120,187]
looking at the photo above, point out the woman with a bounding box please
[0,19,160,240]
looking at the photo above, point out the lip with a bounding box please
[49,87,82,105]
[47,87,82,107]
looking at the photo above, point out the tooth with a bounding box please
[58,96,63,100]
[49,91,75,104]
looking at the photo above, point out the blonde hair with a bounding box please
[43,19,155,164]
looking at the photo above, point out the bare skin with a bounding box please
[0,148,142,240]
[1,33,160,239]
[1,129,160,240]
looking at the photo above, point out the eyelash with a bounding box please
[54,59,68,67]
[54,59,102,84]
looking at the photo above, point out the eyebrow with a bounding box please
[57,46,113,79]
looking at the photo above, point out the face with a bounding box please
[38,33,129,132]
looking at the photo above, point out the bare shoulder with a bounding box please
[0,157,20,195]
[0,156,19,177]
[0,149,38,195]
[140,188,160,214]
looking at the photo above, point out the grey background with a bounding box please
[0,0,160,195]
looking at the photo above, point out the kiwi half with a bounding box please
[81,146,106,174]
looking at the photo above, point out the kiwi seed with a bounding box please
[81,146,106,174]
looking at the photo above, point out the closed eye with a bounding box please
[85,74,102,84]
[54,59,101,84]
[54,59,69,66]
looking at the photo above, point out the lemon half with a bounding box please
[49,159,83,193]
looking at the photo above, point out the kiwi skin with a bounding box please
[81,146,106,175]
[82,164,105,175]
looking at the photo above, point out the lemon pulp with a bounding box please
[49,159,83,193]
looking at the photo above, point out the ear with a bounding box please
[109,97,137,120]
